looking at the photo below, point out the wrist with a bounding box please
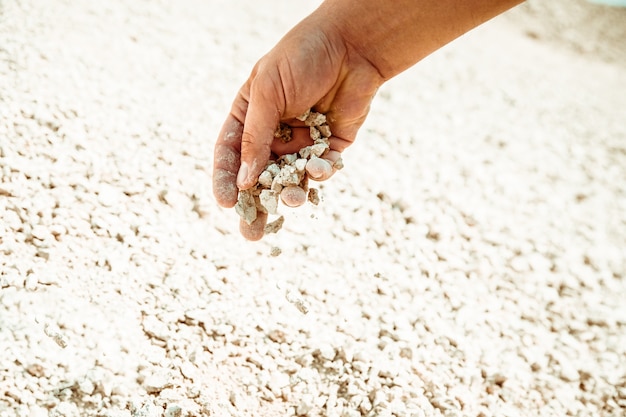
[317,0,523,80]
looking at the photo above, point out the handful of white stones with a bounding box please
[234,109,343,234]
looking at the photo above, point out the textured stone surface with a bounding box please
[0,1,625,416]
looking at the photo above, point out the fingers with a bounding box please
[322,149,343,167]
[213,114,243,208]
[237,79,282,190]
[270,126,312,155]
[239,211,268,241]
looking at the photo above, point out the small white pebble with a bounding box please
[280,185,307,207]
[295,158,307,172]
[43,323,68,348]
[297,394,315,415]
[276,165,300,186]
[165,404,183,417]
[299,146,312,159]
[279,153,297,165]
[306,157,332,180]
[266,163,280,177]
[305,112,326,127]
[234,189,257,225]
[285,289,309,314]
[318,124,332,138]
[259,189,279,214]
[270,177,283,193]
[310,143,328,158]
[310,126,321,141]
[264,216,284,234]
[78,378,95,395]
[258,170,273,187]
[559,363,580,382]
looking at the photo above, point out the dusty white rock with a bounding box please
[50,402,79,417]
[317,344,336,361]
[279,153,298,165]
[353,351,370,363]
[270,176,284,193]
[77,378,95,395]
[264,216,284,234]
[309,126,321,141]
[266,163,281,177]
[276,165,300,186]
[258,170,273,187]
[259,189,279,214]
[296,393,315,415]
[295,158,307,172]
[42,322,68,348]
[229,391,244,409]
[359,396,374,414]
[179,362,198,380]
[342,409,361,417]
[142,315,170,341]
[97,184,122,207]
[285,289,309,315]
[93,371,115,397]
[142,372,173,394]
[130,399,161,417]
[299,146,312,159]
[164,404,182,417]
[510,256,528,272]
[28,405,48,417]
[310,143,329,158]
[308,188,320,205]
[559,363,580,382]
[304,111,326,127]
[318,124,332,138]
[234,189,257,225]
[3,209,22,231]
[30,225,52,241]
[25,274,39,291]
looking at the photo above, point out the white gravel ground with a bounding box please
[1,1,625,416]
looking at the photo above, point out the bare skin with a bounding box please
[213,0,524,240]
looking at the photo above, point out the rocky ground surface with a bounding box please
[1,0,625,416]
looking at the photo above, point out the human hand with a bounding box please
[212,7,385,240]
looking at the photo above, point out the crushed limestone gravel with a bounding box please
[1,0,625,416]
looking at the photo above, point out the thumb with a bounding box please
[237,83,282,190]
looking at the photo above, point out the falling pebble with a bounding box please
[285,290,309,314]
[43,323,68,348]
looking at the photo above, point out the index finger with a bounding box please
[237,80,282,190]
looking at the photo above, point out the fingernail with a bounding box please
[236,162,249,188]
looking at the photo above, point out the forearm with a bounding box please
[317,0,524,80]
